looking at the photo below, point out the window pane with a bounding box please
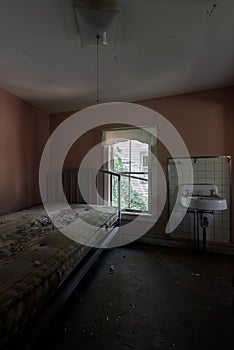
[108,136,150,213]
[112,174,130,210]
[130,140,149,173]
[129,176,148,211]
[112,175,119,207]
[120,175,130,210]
[113,141,130,172]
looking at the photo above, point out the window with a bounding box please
[102,126,157,214]
[112,139,149,211]
[141,153,149,173]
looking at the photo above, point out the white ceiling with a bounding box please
[0,0,233,113]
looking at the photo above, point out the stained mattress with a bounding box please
[0,204,118,343]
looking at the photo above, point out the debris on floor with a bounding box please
[30,244,234,350]
[109,265,115,274]
[192,272,201,277]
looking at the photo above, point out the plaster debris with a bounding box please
[192,273,201,277]
[109,265,115,274]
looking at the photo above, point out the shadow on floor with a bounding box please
[31,243,234,350]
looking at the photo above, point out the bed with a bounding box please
[0,204,118,346]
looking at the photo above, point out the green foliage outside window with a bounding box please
[112,147,148,211]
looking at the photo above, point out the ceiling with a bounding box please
[0,0,233,113]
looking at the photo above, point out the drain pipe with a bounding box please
[189,210,201,250]
[188,210,198,250]
[200,213,209,251]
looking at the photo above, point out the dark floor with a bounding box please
[31,243,234,350]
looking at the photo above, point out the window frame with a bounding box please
[102,126,158,216]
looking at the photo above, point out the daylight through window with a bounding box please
[103,126,157,213]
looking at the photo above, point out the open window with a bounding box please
[102,126,157,215]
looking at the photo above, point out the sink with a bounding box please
[179,184,227,211]
[180,194,227,210]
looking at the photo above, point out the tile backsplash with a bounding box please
[168,156,231,243]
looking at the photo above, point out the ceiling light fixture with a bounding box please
[96,34,100,103]
[74,6,119,103]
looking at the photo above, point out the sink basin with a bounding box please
[179,184,227,211]
[180,194,227,211]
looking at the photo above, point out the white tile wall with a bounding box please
[168,156,231,244]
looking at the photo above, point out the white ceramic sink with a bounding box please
[180,194,227,211]
[179,184,227,211]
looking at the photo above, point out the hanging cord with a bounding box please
[96,34,100,103]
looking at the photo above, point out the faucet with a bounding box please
[210,189,215,196]
[184,189,191,196]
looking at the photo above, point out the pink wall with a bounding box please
[138,87,234,238]
[0,89,50,214]
[51,87,234,239]
[1,85,232,238]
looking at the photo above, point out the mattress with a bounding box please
[0,204,118,344]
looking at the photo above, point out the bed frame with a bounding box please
[0,168,121,348]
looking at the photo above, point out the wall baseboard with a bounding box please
[138,234,234,255]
